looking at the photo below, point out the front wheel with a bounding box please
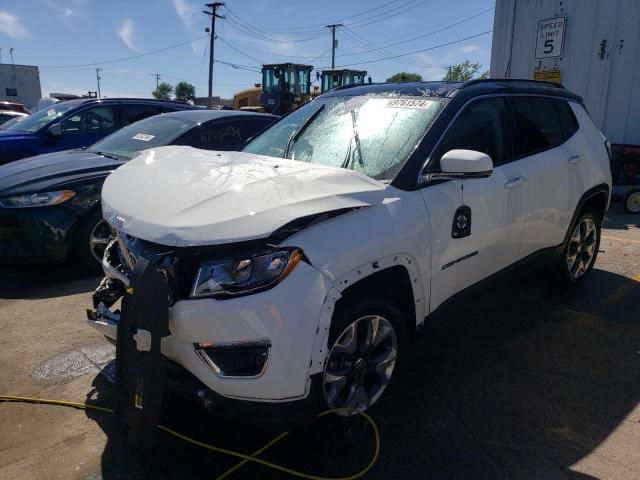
[322,298,404,412]
[558,207,601,285]
[73,208,113,272]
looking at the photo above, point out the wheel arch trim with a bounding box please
[308,254,425,375]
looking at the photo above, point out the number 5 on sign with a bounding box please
[536,16,566,59]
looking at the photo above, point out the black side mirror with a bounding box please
[48,123,62,138]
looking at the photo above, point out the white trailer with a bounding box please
[490,0,640,210]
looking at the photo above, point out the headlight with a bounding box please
[191,248,304,298]
[0,190,76,208]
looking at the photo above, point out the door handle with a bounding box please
[568,154,582,165]
[504,176,527,189]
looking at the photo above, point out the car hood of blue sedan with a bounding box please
[0,129,35,140]
[0,149,125,197]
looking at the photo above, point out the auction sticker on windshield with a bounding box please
[132,133,155,141]
[385,99,434,109]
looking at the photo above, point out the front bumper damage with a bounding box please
[87,234,332,403]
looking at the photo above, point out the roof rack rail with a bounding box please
[462,78,566,89]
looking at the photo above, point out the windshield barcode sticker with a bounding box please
[385,99,434,109]
[132,133,155,141]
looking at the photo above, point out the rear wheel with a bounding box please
[322,298,404,412]
[74,208,113,271]
[623,190,640,214]
[557,207,601,285]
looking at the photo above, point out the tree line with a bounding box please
[386,61,489,83]
[152,81,196,103]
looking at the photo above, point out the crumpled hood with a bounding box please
[101,145,390,246]
[0,149,123,196]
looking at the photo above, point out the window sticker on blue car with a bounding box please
[385,99,434,110]
[132,133,155,141]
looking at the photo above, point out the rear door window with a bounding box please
[510,96,563,157]
[61,106,117,135]
[436,97,512,166]
[121,104,164,126]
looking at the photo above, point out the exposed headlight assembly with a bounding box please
[0,190,76,208]
[191,248,304,299]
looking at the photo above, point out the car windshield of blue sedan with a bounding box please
[6,103,75,133]
[243,95,445,181]
[89,115,195,159]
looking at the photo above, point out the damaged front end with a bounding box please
[86,233,178,342]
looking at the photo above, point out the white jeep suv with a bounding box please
[89,80,611,414]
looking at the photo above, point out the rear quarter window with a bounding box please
[555,99,579,139]
[510,96,563,157]
[178,119,255,151]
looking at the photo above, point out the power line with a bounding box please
[340,6,494,57]
[323,30,493,68]
[216,37,330,60]
[217,36,265,64]
[346,0,429,29]
[340,29,444,70]
[40,35,208,69]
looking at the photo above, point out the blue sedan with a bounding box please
[0,98,199,164]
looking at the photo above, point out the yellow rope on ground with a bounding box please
[0,395,380,480]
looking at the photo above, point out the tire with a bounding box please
[623,190,640,214]
[557,206,601,285]
[320,297,406,412]
[73,208,113,272]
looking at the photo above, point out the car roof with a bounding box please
[161,109,279,122]
[55,98,201,108]
[320,79,582,102]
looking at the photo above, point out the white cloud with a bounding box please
[172,0,203,54]
[173,0,198,27]
[40,0,85,26]
[0,11,28,38]
[459,44,481,54]
[117,18,141,53]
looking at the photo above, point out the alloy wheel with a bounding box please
[323,314,398,411]
[626,191,640,213]
[566,217,597,279]
[89,219,113,263]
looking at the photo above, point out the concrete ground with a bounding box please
[1,204,638,480]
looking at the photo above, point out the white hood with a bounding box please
[101,146,390,246]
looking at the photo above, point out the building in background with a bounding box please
[0,64,42,109]
[194,96,233,109]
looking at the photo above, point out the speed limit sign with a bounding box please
[535,17,566,59]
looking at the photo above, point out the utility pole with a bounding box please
[326,24,342,69]
[96,68,102,98]
[156,73,160,89]
[203,2,225,108]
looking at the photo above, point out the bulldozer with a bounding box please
[261,63,313,115]
[319,69,369,93]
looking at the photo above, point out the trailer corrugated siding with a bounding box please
[490,0,640,144]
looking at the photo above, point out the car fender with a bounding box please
[283,189,431,374]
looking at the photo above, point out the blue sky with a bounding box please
[0,0,494,100]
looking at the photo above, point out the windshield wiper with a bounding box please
[341,110,365,170]
[90,150,127,161]
[283,104,325,159]
[350,109,364,168]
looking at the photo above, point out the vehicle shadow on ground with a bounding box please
[0,262,99,300]
[84,267,640,479]
[603,203,640,230]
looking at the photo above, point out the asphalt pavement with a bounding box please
[0,204,638,480]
